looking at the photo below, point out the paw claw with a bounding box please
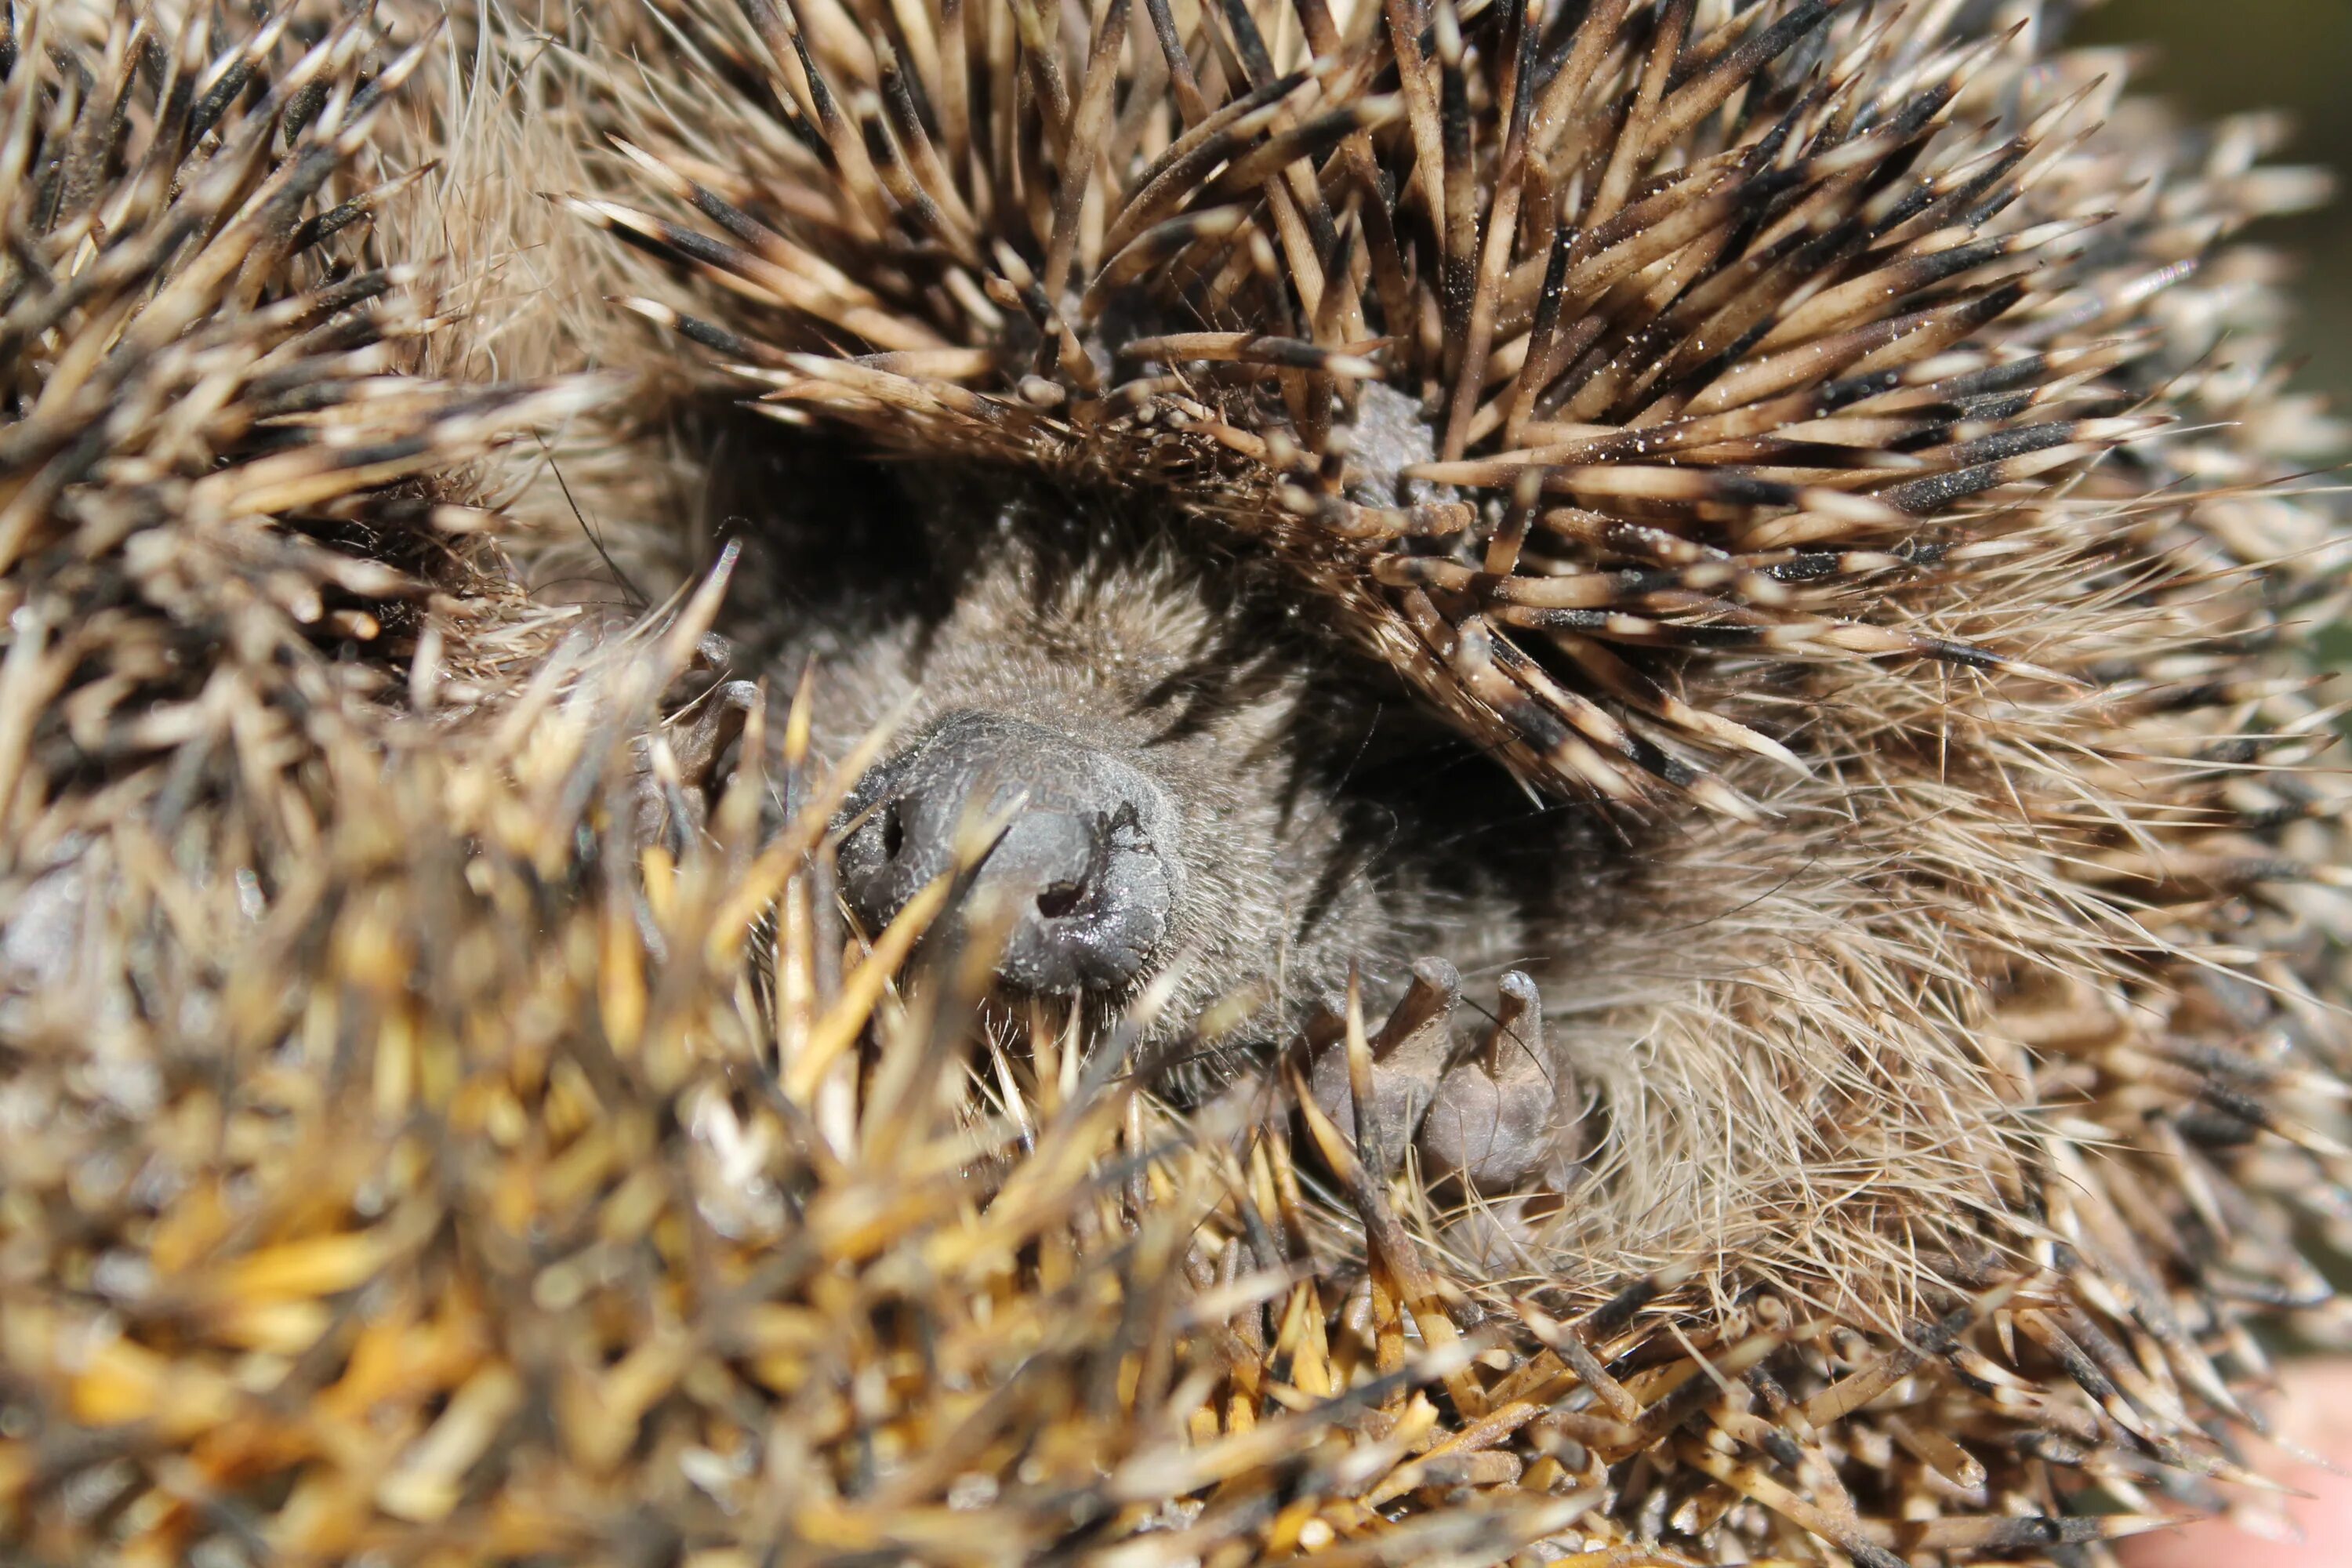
[1375,957,1460,1052]
[635,681,761,848]
[675,681,761,782]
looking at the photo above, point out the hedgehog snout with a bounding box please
[835,711,1183,994]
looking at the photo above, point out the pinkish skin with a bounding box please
[2122,1361,2352,1568]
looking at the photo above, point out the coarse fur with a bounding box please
[5,3,2352,1566]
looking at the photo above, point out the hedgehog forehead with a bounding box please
[964,528,1240,677]
[902,495,1323,750]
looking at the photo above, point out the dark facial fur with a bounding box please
[699,439,1618,1185]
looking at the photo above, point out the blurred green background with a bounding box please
[2080,0,2352,409]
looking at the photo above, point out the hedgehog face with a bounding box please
[716,470,1599,1194]
[699,462,1588,1076]
[739,473,1570,1032]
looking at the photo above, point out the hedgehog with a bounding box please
[3,2,2351,1566]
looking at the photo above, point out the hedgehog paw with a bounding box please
[634,680,761,851]
[1414,971,1557,1194]
[1308,958,1458,1174]
[1307,964,1560,1194]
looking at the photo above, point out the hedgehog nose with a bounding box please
[835,711,1181,994]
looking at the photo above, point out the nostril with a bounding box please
[988,802,1174,993]
[835,779,938,942]
[1034,880,1086,920]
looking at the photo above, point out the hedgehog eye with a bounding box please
[685,421,950,654]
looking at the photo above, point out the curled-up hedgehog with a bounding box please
[4,2,2352,1565]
